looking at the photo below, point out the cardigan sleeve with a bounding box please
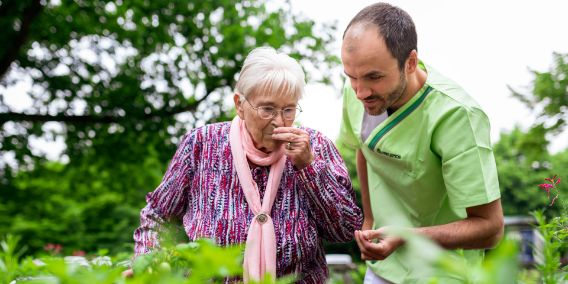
[296,129,363,242]
[133,132,196,255]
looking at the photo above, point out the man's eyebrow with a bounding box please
[363,71,384,78]
[343,70,385,79]
[343,70,354,78]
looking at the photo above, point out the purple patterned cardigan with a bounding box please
[133,122,363,283]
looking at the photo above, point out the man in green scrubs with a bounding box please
[338,3,504,283]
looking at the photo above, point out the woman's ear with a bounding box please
[234,93,245,119]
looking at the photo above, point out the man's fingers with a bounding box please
[359,243,386,260]
[361,228,385,242]
[355,231,375,257]
[355,230,387,260]
[354,230,366,251]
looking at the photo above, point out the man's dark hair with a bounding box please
[344,2,417,70]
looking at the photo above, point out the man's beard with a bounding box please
[366,72,407,115]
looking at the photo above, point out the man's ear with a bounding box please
[234,93,245,119]
[406,49,418,74]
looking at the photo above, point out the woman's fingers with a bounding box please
[272,127,309,144]
[272,127,313,169]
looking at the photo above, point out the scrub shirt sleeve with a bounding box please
[337,82,361,150]
[431,106,501,209]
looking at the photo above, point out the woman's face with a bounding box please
[234,92,299,153]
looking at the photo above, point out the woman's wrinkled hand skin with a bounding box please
[272,127,314,169]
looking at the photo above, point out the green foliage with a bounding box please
[131,239,244,283]
[0,0,339,255]
[532,211,567,283]
[1,159,145,254]
[431,238,519,284]
[1,0,340,170]
[511,53,568,135]
[493,127,567,217]
[1,235,27,283]
[497,52,568,218]
[530,175,568,284]
[1,234,296,283]
[327,263,366,284]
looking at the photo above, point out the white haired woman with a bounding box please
[132,47,363,283]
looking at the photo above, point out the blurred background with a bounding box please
[0,0,566,265]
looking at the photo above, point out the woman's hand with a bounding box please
[272,127,314,169]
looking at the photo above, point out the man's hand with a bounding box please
[354,228,404,261]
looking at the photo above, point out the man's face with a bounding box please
[341,25,408,115]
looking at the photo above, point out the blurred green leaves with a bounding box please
[132,239,243,282]
[0,234,295,283]
[494,128,567,217]
[512,53,568,135]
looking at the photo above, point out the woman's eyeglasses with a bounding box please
[240,96,302,121]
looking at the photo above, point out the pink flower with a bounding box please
[44,243,54,251]
[53,244,62,254]
[539,183,552,200]
[545,175,561,184]
[539,183,554,189]
[539,175,561,207]
[44,243,63,255]
[72,250,86,256]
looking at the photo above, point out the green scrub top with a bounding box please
[338,62,501,283]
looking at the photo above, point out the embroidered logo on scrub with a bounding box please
[376,148,401,159]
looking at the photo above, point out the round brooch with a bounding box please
[256,213,269,224]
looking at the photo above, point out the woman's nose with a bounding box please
[271,111,285,126]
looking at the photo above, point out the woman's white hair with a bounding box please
[235,46,305,101]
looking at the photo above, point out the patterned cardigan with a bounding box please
[134,122,363,283]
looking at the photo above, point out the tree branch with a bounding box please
[0,112,119,124]
[0,97,206,124]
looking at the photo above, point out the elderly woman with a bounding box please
[133,47,362,283]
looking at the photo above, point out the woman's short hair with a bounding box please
[235,47,305,101]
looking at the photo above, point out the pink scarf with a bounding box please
[229,116,286,282]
